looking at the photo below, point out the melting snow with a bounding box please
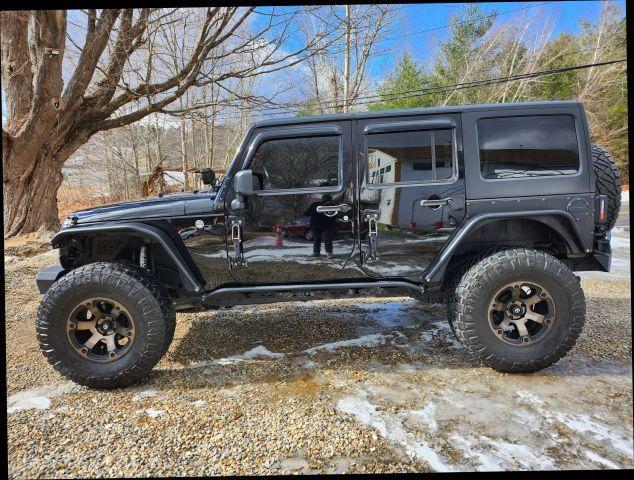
[584,449,619,469]
[304,333,389,354]
[7,382,83,414]
[189,345,284,367]
[145,408,163,418]
[337,392,453,472]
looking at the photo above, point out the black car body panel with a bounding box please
[43,101,611,306]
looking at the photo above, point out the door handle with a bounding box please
[316,204,350,217]
[420,198,454,208]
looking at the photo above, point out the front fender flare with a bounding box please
[51,222,205,294]
[424,210,590,283]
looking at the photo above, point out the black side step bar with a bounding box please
[201,280,424,307]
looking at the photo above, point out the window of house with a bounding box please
[478,115,579,179]
[249,135,340,190]
[366,128,455,186]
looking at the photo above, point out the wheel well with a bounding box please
[440,217,572,288]
[58,233,190,295]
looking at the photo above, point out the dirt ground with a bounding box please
[5,206,633,477]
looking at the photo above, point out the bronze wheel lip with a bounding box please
[487,281,555,347]
[66,297,136,363]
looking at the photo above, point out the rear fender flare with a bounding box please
[424,210,590,283]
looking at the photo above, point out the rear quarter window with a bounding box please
[478,115,579,180]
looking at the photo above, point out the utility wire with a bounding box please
[228,57,628,116]
[163,56,627,123]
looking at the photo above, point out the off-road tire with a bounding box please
[592,143,622,231]
[36,262,176,389]
[451,249,586,372]
[115,261,176,351]
[445,248,504,338]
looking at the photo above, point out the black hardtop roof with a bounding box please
[252,100,582,128]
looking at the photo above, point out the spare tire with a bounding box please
[592,144,622,230]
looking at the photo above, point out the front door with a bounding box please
[226,121,364,284]
[356,114,466,281]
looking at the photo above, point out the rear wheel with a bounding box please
[451,249,585,372]
[36,262,176,389]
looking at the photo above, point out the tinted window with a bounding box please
[249,135,340,190]
[478,115,579,179]
[367,129,455,185]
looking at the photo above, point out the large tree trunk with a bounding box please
[3,141,66,236]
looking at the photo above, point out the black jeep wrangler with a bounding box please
[36,101,622,389]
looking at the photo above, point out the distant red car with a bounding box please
[279,216,352,240]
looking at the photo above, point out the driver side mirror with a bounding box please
[235,169,254,196]
[231,169,255,210]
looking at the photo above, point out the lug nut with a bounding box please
[523,337,530,343]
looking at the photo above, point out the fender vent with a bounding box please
[93,237,119,257]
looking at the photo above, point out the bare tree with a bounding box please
[297,4,398,114]
[1,7,335,236]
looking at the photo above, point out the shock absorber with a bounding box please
[139,245,148,269]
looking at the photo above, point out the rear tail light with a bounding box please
[595,195,608,224]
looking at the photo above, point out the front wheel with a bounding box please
[450,249,586,373]
[36,262,176,389]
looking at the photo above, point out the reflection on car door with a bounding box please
[356,114,466,280]
[226,121,366,284]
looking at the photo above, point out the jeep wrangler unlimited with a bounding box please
[36,101,622,389]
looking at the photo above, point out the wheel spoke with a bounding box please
[498,318,512,331]
[104,335,117,352]
[525,311,545,323]
[490,301,504,312]
[514,320,529,337]
[524,295,542,307]
[83,332,103,350]
[75,320,96,331]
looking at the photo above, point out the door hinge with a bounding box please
[363,209,380,262]
[229,217,247,267]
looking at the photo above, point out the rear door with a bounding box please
[226,120,364,284]
[356,114,466,280]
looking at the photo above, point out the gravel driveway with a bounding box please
[6,212,633,476]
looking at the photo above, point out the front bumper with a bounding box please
[36,265,68,294]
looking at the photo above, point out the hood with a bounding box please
[68,191,217,224]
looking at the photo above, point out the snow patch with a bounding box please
[131,388,159,402]
[7,382,83,414]
[621,190,629,203]
[189,345,284,367]
[145,408,163,418]
[337,392,453,472]
[192,400,207,407]
[407,402,438,432]
[610,235,630,249]
[584,449,619,469]
[304,333,389,354]
[554,413,633,457]
[8,396,51,413]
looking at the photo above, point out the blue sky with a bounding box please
[249,1,626,106]
[371,1,627,78]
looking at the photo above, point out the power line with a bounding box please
[167,56,627,122]
[230,54,628,116]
